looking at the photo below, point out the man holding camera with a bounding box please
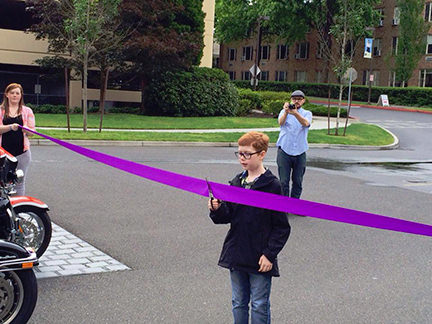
[276,90,312,202]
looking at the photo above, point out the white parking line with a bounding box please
[34,223,130,279]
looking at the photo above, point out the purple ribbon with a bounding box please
[23,127,432,237]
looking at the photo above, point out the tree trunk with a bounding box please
[64,67,71,133]
[336,0,348,136]
[99,68,109,133]
[327,84,331,135]
[140,76,148,115]
[325,61,331,135]
[83,55,88,132]
[336,83,343,136]
[343,86,353,136]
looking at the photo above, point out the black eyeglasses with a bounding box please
[234,151,262,160]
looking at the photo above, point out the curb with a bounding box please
[308,124,399,150]
[29,119,399,150]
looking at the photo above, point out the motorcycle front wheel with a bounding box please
[0,269,38,324]
[13,206,52,258]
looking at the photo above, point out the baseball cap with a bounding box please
[291,90,305,98]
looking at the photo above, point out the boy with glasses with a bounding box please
[276,90,312,201]
[208,131,290,324]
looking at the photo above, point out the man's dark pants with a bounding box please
[276,148,306,199]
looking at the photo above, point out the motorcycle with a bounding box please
[0,240,38,324]
[0,147,52,258]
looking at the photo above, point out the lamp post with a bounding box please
[365,27,375,104]
[253,15,269,91]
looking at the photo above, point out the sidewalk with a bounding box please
[34,116,349,133]
[309,99,432,114]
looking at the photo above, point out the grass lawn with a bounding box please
[35,113,278,129]
[33,123,395,146]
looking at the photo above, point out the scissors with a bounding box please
[206,178,220,203]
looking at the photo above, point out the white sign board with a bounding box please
[377,94,389,106]
[250,78,258,87]
[249,64,261,77]
[34,84,41,94]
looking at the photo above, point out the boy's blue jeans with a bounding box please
[276,148,306,199]
[230,270,272,324]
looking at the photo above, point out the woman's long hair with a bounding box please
[1,83,25,117]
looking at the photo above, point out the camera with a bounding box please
[288,103,296,109]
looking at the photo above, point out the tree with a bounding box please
[325,0,379,134]
[120,0,205,114]
[394,0,430,87]
[216,0,379,135]
[35,56,79,132]
[27,0,122,132]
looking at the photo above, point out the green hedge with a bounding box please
[233,80,432,107]
[26,104,140,114]
[262,101,347,118]
[147,67,239,116]
[235,99,253,116]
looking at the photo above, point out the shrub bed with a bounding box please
[147,67,238,116]
[263,101,347,118]
[233,80,432,107]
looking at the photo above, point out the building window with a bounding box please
[241,46,253,61]
[228,71,236,80]
[419,69,432,87]
[316,70,324,83]
[393,7,400,25]
[427,35,432,54]
[260,45,270,60]
[362,70,368,85]
[294,42,309,59]
[392,37,398,55]
[228,48,237,61]
[295,71,306,82]
[389,71,402,87]
[425,2,432,22]
[275,71,287,82]
[373,39,382,56]
[277,45,289,59]
[363,70,379,86]
[259,71,269,81]
[316,42,324,59]
[377,8,384,27]
[372,70,380,86]
[241,71,251,80]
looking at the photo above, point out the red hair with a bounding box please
[238,131,269,152]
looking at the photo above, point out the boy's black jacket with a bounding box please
[209,169,291,277]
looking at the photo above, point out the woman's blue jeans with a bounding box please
[230,270,272,324]
[276,148,306,199]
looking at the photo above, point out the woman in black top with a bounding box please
[0,83,36,195]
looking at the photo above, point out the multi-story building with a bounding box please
[219,0,432,88]
[0,0,215,107]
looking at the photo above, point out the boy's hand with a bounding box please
[258,255,273,272]
[208,198,221,211]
